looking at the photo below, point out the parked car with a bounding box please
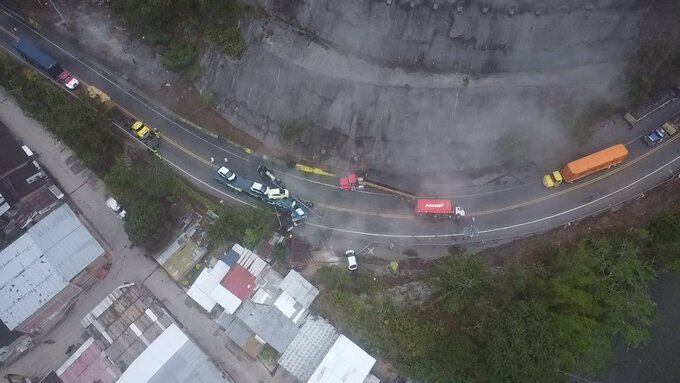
[217,166,236,182]
[266,188,289,200]
[250,182,269,195]
[662,121,678,136]
[345,250,357,271]
[643,127,668,147]
[106,197,126,219]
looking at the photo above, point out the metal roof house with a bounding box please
[116,323,228,383]
[0,204,105,332]
[51,283,230,383]
[278,317,338,382]
[308,335,376,383]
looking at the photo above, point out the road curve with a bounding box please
[0,2,679,244]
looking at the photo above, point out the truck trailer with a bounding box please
[543,144,628,188]
[415,199,465,219]
[14,39,79,89]
[340,170,416,199]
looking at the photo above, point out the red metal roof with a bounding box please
[220,265,256,301]
[415,199,453,215]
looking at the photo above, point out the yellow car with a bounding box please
[131,121,152,139]
[542,171,563,189]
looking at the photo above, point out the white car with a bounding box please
[217,166,236,181]
[266,188,289,200]
[345,250,357,271]
[250,182,269,195]
[106,197,126,219]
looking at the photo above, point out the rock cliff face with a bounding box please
[197,0,643,181]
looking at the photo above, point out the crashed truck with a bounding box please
[340,170,465,219]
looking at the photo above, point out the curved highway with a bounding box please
[1,3,679,245]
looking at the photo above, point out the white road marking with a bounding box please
[309,152,680,238]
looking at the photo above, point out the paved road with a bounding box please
[0,2,679,250]
[0,90,274,383]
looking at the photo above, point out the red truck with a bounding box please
[340,170,416,199]
[415,199,465,219]
[340,171,465,219]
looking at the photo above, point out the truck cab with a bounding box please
[643,127,667,147]
[131,121,152,139]
[543,171,563,189]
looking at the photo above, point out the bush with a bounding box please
[162,42,197,71]
[647,212,680,271]
[111,0,248,72]
[207,27,246,58]
[206,207,272,248]
[315,266,350,291]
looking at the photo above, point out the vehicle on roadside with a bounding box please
[250,182,269,196]
[106,197,126,219]
[340,169,416,200]
[662,121,678,137]
[415,199,465,219]
[217,166,236,181]
[543,144,628,188]
[130,121,153,139]
[345,250,358,271]
[14,39,79,90]
[266,188,289,200]
[213,169,308,227]
[257,165,284,188]
[127,120,161,152]
[643,127,668,147]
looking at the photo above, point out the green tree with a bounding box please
[162,42,197,71]
[430,256,492,323]
[271,242,290,264]
[482,301,562,383]
[124,199,166,246]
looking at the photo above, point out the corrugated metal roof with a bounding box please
[236,247,267,278]
[278,317,338,382]
[148,334,229,383]
[28,204,81,250]
[0,256,68,329]
[0,204,103,330]
[0,234,42,287]
[308,335,376,383]
[280,270,319,310]
[43,224,104,281]
[117,323,229,383]
[30,205,104,280]
[235,301,301,353]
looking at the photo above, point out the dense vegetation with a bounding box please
[317,213,680,382]
[105,160,184,246]
[0,54,272,249]
[111,0,248,73]
[206,206,272,249]
[0,55,121,173]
